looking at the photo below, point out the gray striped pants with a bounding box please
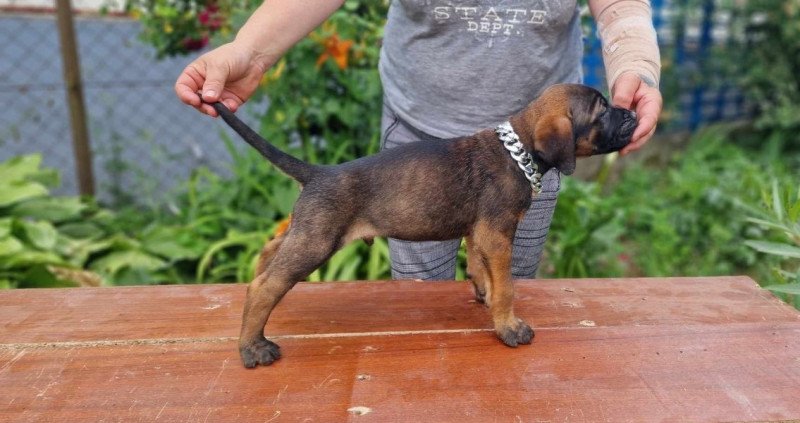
[380,103,560,280]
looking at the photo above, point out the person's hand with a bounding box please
[611,72,663,156]
[175,42,272,117]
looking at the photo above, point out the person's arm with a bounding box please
[589,0,663,155]
[175,0,345,116]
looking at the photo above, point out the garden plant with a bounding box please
[2,0,797,309]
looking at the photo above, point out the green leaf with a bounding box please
[141,226,206,261]
[0,250,66,269]
[103,234,143,251]
[110,266,164,286]
[323,243,362,281]
[26,167,59,188]
[367,238,389,280]
[0,154,42,183]
[15,220,58,251]
[0,218,12,238]
[765,283,800,295]
[9,197,87,222]
[744,240,800,259]
[0,181,48,207]
[745,217,791,233]
[90,250,167,276]
[772,179,784,222]
[0,236,24,257]
[55,237,114,267]
[57,222,107,240]
[197,231,265,281]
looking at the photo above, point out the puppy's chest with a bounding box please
[466,162,532,211]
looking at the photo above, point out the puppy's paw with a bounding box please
[496,318,535,348]
[240,337,282,368]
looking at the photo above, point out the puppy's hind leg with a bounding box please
[254,231,287,277]
[238,230,338,368]
[254,215,292,277]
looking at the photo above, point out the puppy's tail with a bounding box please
[210,101,317,184]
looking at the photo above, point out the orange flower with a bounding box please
[315,34,354,70]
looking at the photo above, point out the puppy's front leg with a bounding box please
[473,222,534,347]
[466,236,490,307]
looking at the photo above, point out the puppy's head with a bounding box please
[509,84,638,175]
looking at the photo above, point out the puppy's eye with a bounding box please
[593,101,607,116]
[595,106,607,122]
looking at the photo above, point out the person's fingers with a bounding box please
[631,112,657,144]
[611,73,640,109]
[630,89,662,142]
[218,92,244,113]
[175,62,224,117]
[175,66,204,107]
[199,103,219,117]
[201,60,230,103]
[620,115,657,155]
[613,72,663,156]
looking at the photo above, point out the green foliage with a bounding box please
[545,176,626,278]
[725,0,800,136]
[0,155,165,288]
[112,139,282,283]
[610,127,768,277]
[543,125,795,283]
[742,180,800,307]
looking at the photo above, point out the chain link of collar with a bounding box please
[495,121,543,194]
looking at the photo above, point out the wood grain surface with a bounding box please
[2,276,799,422]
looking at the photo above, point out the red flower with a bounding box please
[181,35,209,51]
[198,4,223,31]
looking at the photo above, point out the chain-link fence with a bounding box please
[0,8,264,204]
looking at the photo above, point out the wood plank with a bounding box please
[2,323,799,422]
[1,276,796,344]
[0,277,800,343]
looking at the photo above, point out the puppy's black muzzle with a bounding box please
[618,109,638,141]
[601,108,638,153]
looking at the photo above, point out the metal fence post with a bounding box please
[55,0,95,196]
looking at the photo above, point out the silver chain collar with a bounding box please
[495,121,543,194]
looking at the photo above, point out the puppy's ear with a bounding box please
[535,116,575,175]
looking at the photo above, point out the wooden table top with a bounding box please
[1,276,799,422]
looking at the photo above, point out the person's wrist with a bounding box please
[231,37,278,73]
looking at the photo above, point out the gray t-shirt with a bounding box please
[379,1,584,138]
